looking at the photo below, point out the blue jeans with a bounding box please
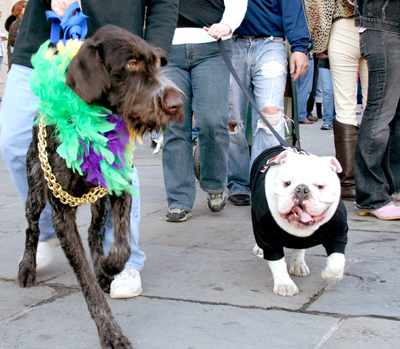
[0,64,145,270]
[296,55,314,121]
[355,30,400,209]
[162,41,232,211]
[228,36,287,197]
[319,67,335,126]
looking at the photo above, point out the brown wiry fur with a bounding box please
[18,25,183,348]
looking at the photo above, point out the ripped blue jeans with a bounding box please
[228,36,287,197]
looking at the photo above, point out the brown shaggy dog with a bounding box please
[18,25,183,348]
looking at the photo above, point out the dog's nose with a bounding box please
[295,185,309,199]
[164,90,183,115]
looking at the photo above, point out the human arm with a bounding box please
[290,51,309,81]
[8,20,20,47]
[204,0,247,40]
[145,0,179,66]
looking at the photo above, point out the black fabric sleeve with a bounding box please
[145,0,179,65]
[322,200,348,256]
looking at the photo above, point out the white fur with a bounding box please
[152,133,163,155]
[321,252,345,284]
[289,249,310,277]
[268,258,299,296]
[265,150,342,237]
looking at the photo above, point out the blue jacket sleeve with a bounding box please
[281,0,313,53]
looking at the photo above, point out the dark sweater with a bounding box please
[177,0,224,28]
[250,146,348,261]
[12,0,179,68]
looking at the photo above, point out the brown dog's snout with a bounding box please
[295,185,309,200]
[164,90,184,115]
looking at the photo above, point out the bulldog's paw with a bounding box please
[252,244,264,258]
[289,260,310,277]
[273,280,299,297]
[321,253,345,285]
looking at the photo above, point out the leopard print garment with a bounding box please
[305,0,355,53]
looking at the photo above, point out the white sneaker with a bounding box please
[36,237,60,270]
[110,268,142,299]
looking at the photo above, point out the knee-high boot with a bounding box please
[333,118,359,200]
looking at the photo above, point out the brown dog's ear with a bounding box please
[66,39,111,104]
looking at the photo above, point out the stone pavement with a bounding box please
[0,119,399,349]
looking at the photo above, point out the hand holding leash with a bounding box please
[46,1,88,45]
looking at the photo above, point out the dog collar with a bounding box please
[30,40,138,198]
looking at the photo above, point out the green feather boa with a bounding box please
[30,39,137,197]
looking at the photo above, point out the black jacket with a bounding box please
[355,0,400,34]
[12,0,179,68]
[250,146,348,261]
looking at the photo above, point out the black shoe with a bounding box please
[228,194,251,206]
[151,140,158,149]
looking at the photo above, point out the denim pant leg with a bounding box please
[0,64,55,242]
[191,42,230,194]
[319,67,334,126]
[101,166,145,270]
[228,38,252,197]
[163,42,230,210]
[250,38,287,165]
[162,45,196,211]
[296,55,314,122]
[355,30,400,209]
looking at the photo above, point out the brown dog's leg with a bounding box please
[99,193,132,278]
[88,196,113,292]
[48,194,133,348]
[19,142,47,287]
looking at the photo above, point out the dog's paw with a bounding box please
[100,324,133,349]
[252,244,264,258]
[18,264,36,288]
[273,280,299,297]
[289,260,310,277]
[321,253,345,285]
[321,267,344,285]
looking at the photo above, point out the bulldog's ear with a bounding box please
[275,150,289,165]
[66,39,111,104]
[328,157,342,173]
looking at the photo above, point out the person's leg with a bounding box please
[329,18,365,199]
[356,30,400,213]
[227,38,252,203]
[319,67,334,128]
[102,166,145,298]
[0,64,56,248]
[306,56,319,120]
[162,44,195,219]
[191,41,231,211]
[296,54,314,123]
[250,37,287,164]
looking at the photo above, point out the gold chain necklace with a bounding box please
[37,116,108,207]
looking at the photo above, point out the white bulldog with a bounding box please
[250,147,348,297]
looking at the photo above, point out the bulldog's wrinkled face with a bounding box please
[266,150,342,237]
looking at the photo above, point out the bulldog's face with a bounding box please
[266,150,342,237]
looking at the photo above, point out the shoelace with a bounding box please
[115,268,138,281]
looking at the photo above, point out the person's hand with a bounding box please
[317,50,329,59]
[203,23,231,40]
[51,0,82,17]
[290,51,309,81]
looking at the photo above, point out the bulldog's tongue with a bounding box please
[293,206,312,223]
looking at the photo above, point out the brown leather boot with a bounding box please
[333,118,359,200]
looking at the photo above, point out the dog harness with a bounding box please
[30,40,138,200]
[250,146,348,261]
